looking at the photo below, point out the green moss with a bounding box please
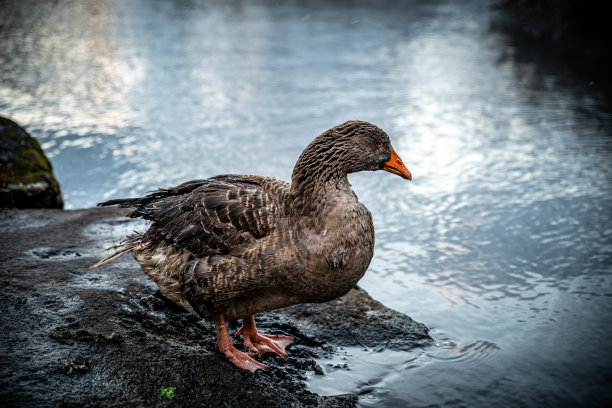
[0,130,58,186]
[160,387,176,400]
[0,116,62,208]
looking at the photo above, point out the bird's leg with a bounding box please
[235,315,294,357]
[214,313,267,372]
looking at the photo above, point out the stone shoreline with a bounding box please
[0,207,430,407]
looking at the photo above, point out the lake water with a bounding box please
[2,0,611,406]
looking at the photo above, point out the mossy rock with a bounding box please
[0,116,63,209]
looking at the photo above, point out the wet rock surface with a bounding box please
[0,116,63,209]
[0,208,431,407]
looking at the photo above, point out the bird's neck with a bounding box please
[289,133,356,215]
[290,165,352,217]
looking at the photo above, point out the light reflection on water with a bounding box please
[2,0,611,406]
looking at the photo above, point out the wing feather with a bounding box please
[98,175,289,257]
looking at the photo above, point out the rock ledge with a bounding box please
[0,208,430,407]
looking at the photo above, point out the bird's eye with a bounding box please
[376,141,383,147]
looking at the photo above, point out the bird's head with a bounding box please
[300,120,412,181]
[334,120,411,180]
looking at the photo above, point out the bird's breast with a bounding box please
[295,202,375,302]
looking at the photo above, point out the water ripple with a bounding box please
[427,339,501,365]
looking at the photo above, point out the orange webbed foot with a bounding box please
[236,315,294,356]
[217,342,268,372]
[215,313,267,372]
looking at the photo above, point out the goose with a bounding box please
[92,120,411,371]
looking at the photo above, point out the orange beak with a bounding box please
[383,146,412,180]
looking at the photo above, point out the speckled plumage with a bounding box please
[93,120,411,370]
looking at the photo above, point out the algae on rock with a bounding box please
[0,116,63,209]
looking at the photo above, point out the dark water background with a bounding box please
[2,0,611,406]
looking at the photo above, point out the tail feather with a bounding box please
[97,197,149,208]
[97,180,208,209]
[90,234,142,269]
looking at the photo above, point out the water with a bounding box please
[2,0,611,406]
